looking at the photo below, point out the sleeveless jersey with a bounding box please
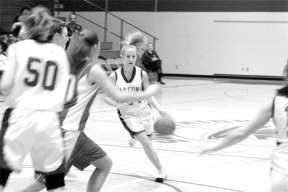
[115,66,148,114]
[5,39,73,112]
[271,95,288,174]
[62,64,100,131]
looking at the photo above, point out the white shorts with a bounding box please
[1,108,65,173]
[118,104,154,137]
[270,168,288,192]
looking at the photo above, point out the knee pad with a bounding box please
[40,159,66,190]
[45,172,65,190]
[0,168,12,186]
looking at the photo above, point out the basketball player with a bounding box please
[0,6,74,191]
[19,30,161,192]
[104,32,167,182]
[199,65,288,192]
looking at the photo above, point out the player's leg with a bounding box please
[0,167,13,189]
[0,108,32,189]
[134,132,166,182]
[119,111,166,182]
[0,109,13,189]
[128,136,137,147]
[19,173,46,192]
[69,132,112,192]
[136,107,166,182]
[30,111,66,191]
[19,172,64,192]
[87,155,112,192]
[19,129,76,192]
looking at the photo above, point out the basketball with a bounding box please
[154,113,176,135]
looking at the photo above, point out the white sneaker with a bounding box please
[155,171,167,183]
[128,137,137,147]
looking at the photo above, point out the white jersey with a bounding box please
[271,94,288,174]
[5,39,73,112]
[115,66,148,114]
[62,64,100,131]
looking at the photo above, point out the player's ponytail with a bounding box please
[120,31,147,57]
[66,29,99,75]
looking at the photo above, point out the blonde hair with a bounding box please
[120,45,137,57]
[22,6,63,42]
[120,31,147,57]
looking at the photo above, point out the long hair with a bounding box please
[22,6,63,42]
[66,29,99,75]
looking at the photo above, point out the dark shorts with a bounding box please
[66,132,107,171]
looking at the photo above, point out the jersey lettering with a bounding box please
[25,57,40,87]
[24,57,58,90]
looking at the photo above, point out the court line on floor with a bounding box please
[223,89,275,103]
[163,81,223,89]
[98,144,270,161]
[173,127,274,148]
[20,165,245,192]
[106,171,244,192]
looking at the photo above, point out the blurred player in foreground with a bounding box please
[0,6,75,192]
[199,65,288,192]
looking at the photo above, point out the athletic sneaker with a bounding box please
[128,137,137,147]
[155,171,167,183]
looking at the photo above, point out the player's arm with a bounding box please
[102,72,126,109]
[142,70,164,114]
[0,44,17,95]
[87,64,160,103]
[199,100,273,154]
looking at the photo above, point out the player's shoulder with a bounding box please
[8,39,33,52]
[16,40,63,51]
[135,66,147,75]
[11,39,30,48]
[115,66,122,72]
[135,66,144,72]
[88,63,104,76]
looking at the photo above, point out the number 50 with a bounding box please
[24,57,58,91]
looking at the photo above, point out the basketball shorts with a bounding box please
[0,108,65,173]
[118,104,154,137]
[64,130,107,171]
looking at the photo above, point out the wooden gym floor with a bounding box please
[1,76,284,192]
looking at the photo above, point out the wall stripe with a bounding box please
[60,0,288,12]
[214,20,288,23]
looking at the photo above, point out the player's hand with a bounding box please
[144,84,161,97]
[154,110,168,121]
[197,146,215,156]
[158,110,172,119]
[158,110,167,117]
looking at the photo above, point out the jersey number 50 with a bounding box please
[24,57,58,90]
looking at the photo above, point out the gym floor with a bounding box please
[1,76,284,192]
